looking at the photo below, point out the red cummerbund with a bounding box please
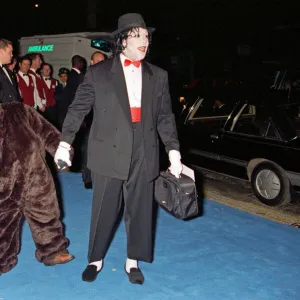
[130,107,141,122]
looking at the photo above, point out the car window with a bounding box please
[190,99,236,119]
[285,70,300,90]
[264,121,278,138]
[230,105,280,140]
[284,104,300,136]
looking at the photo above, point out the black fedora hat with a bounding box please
[112,13,155,36]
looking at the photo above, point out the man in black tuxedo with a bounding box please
[55,68,69,101]
[56,55,86,129]
[6,56,18,84]
[55,67,69,126]
[0,39,19,103]
[56,56,87,171]
[54,13,183,284]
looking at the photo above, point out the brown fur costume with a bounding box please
[0,102,69,274]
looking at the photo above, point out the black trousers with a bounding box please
[81,129,92,184]
[88,123,154,263]
[43,106,58,128]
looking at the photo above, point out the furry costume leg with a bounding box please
[23,173,69,263]
[0,167,25,274]
[0,209,22,274]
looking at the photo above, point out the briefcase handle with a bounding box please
[166,168,182,179]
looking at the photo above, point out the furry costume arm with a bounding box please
[24,105,61,157]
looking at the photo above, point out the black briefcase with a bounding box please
[154,171,198,220]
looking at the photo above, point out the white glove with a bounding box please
[54,141,72,170]
[168,150,183,179]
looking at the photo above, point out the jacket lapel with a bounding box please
[141,61,154,127]
[109,56,154,128]
[109,56,132,127]
[0,67,13,86]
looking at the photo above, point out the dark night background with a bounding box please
[1,0,300,84]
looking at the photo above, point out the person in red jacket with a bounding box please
[26,53,46,112]
[40,63,58,126]
[16,56,35,107]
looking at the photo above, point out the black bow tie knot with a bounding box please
[23,73,28,76]
[45,77,50,80]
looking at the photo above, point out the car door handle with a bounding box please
[210,134,219,140]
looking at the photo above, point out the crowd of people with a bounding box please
[2,49,105,130]
[0,42,106,187]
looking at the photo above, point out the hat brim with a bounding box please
[112,26,155,37]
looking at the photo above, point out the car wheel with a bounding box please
[250,162,291,207]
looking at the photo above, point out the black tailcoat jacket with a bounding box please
[61,55,180,182]
[0,66,19,103]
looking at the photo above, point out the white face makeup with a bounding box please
[122,27,149,61]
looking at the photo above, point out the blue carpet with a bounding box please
[1,172,300,300]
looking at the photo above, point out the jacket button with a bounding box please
[115,128,118,130]
[150,128,153,131]
[113,145,116,147]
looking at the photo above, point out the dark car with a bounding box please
[177,76,245,118]
[177,66,300,120]
[179,95,300,207]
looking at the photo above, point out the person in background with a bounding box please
[0,39,19,103]
[40,63,58,125]
[6,56,18,83]
[55,67,69,129]
[16,56,36,108]
[57,55,86,129]
[6,56,21,101]
[58,55,87,172]
[58,67,69,87]
[26,53,46,112]
[90,51,105,65]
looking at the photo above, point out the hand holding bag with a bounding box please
[154,171,198,220]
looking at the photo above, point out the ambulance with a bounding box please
[18,32,114,76]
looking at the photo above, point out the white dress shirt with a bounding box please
[43,76,51,88]
[120,54,142,108]
[29,68,45,109]
[17,70,35,104]
[72,67,81,74]
[18,71,29,86]
[30,68,39,79]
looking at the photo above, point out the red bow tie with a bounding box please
[124,59,141,68]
